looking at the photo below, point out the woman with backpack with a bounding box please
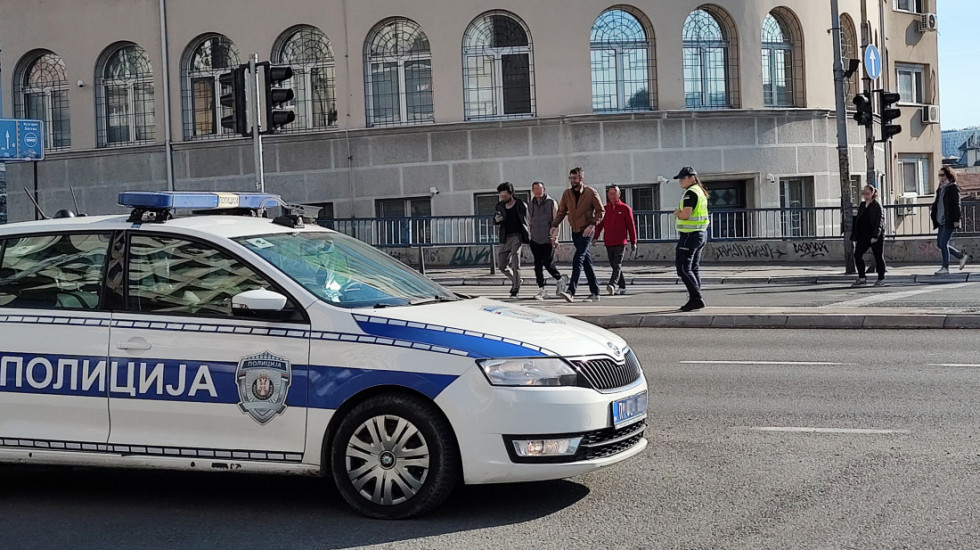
[850,185,887,287]
[931,166,970,275]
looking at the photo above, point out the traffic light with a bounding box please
[219,67,248,136]
[264,65,295,133]
[852,92,873,128]
[877,90,903,142]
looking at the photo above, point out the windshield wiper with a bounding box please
[408,295,457,306]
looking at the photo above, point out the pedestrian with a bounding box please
[850,185,887,287]
[527,181,569,300]
[931,166,971,275]
[493,182,530,297]
[672,166,710,312]
[594,185,638,296]
[551,167,604,302]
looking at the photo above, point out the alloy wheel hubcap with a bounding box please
[345,415,430,506]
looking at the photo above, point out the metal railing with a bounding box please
[321,202,980,247]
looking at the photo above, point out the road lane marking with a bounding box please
[680,360,849,366]
[821,282,973,308]
[749,427,910,435]
[927,364,980,368]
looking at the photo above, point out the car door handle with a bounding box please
[116,338,152,352]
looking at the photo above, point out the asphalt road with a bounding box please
[2,330,978,549]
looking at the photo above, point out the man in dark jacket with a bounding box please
[930,166,970,274]
[494,182,530,297]
[850,185,887,286]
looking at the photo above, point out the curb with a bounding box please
[574,313,980,330]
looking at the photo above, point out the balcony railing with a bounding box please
[321,202,980,247]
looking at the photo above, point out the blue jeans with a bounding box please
[569,232,600,296]
[676,231,707,301]
[937,225,964,268]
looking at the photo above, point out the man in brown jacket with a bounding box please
[551,167,604,302]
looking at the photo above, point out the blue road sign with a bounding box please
[0,119,45,161]
[864,45,882,81]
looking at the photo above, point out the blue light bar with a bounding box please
[119,192,282,211]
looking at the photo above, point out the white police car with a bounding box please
[0,192,647,519]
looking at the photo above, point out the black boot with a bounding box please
[680,298,705,312]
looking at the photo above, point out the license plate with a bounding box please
[611,391,647,427]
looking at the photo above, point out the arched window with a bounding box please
[14,51,70,150]
[840,13,860,98]
[682,7,738,109]
[591,7,655,111]
[762,9,804,108]
[364,18,434,126]
[96,43,155,147]
[181,34,241,139]
[275,26,338,131]
[462,11,534,120]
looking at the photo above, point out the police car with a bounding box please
[0,191,647,519]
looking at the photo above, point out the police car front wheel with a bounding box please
[330,393,460,519]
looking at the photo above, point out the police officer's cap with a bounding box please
[673,166,698,180]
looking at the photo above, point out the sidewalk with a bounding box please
[427,263,977,286]
[427,263,980,330]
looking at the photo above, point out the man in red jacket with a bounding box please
[594,185,637,296]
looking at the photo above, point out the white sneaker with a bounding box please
[935,267,950,275]
[606,284,616,296]
[559,291,574,303]
[585,294,600,303]
[960,255,971,271]
[534,288,546,301]
[556,275,569,296]
[617,289,628,296]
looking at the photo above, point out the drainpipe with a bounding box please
[159,0,175,191]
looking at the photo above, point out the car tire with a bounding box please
[329,393,459,519]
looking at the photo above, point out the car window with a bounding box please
[0,233,110,310]
[127,235,280,317]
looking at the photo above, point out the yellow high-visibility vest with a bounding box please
[676,185,709,233]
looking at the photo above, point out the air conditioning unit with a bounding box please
[896,196,917,216]
[921,104,940,124]
[918,13,938,33]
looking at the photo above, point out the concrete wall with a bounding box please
[4,110,868,223]
[386,236,980,268]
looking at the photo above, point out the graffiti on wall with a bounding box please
[712,243,787,261]
[792,241,830,259]
[450,246,492,266]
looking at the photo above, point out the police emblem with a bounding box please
[236,351,291,425]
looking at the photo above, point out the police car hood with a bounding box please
[351,297,629,359]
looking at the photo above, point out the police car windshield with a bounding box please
[234,231,457,309]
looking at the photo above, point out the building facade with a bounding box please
[0,0,941,228]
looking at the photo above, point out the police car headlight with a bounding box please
[477,358,579,387]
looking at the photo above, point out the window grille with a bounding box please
[365,18,434,127]
[682,7,738,109]
[181,35,241,140]
[275,26,338,131]
[96,44,156,147]
[14,51,71,150]
[462,11,535,120]
[591,8,655,111]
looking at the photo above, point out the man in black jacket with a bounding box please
[851,185,887,286]
[494,182,530,297]
[931,166,971,274]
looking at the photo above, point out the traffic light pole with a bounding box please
[249,54,266,193]
[861,1,876,189]
[831,0,856,274]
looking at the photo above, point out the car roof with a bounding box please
[0,214,332,239]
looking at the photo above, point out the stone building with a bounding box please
[0,0,942,228]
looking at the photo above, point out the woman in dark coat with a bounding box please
[930,166,970,274]
[851,185,887,287]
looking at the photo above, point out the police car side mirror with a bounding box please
[232,289,288,316]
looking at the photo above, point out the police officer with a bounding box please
[672,167,710,311]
